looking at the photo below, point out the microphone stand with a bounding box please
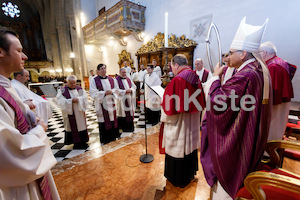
[140,72,154,163]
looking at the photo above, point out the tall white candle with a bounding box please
[164,12,168,48]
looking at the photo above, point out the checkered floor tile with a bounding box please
[47,92,153,162]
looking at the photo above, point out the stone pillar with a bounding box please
[68,15,82,79]
[56,26,72,76]
[50,32,62,76]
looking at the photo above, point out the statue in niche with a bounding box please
[118,50,133,68]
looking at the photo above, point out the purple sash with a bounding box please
[0,86,29,134]
[94,76,118,130]
[177,69,200,89]
[62,85,85,143]
[202,69,209,83]
[0,85,52,200]
[116,76,134,122]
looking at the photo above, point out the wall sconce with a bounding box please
[99,46,103,53]
[55,69,62,73]
[50,69,55,73]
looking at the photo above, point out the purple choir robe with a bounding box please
[200,60,272,198]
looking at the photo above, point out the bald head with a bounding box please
[259,41,277,62]
[194,58,203,71]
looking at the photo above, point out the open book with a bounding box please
[145,82,165,99]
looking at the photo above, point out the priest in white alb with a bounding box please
[0,26,60,200]
[11,69,52,124]
[194,58,212,84]
[138,64,147,88]
[56,75,89,149]
[90,63,120,144]
[115,68,136,132]
[145,64,162,125]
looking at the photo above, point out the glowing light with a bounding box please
[2,2,20,18]
[80,12,87,27]
[85,45,94,54]
[65,68,74,72]
[70,52,75,58]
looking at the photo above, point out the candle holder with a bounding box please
[162,47,171,87]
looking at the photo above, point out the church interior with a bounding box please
[1,0,300,199]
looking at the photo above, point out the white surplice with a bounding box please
[153,66,162,78]
[89,75,96,86]
[0,75,60,200]
[138,69,147,88]
[196,68,213,82]
[115,78,137,118]
[268,102,290,141]
[56,87,88,132]
[130,72,139,82]
[145,73,162,110]
[161,109,201,158]
[89,76,118,122]
[11,79,52,123]
[124,66,132,79]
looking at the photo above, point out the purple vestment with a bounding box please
[200,60,272,198]
[94,75,118,130]
[62,85,85,143]
[0,85,52,199]
[115,76,133,122]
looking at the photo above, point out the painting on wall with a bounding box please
[190,14,213,43]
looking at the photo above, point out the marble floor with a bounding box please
[49,97,300,200]
[52,125,211,200]
[51,124,300,200]
[47,96,151,162]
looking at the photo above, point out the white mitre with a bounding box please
[230,17,270,104]
[230,17,268,52]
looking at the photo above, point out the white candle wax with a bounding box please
[164,12,168,48]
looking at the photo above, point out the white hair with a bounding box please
[260,41,277,55]
[195,58,203,63]
[66,75,77,82]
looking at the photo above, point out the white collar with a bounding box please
[0,74,11,88]
[196,68,204,73]
[237,58,256,72]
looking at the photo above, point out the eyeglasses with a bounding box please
[228,50,243,56]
